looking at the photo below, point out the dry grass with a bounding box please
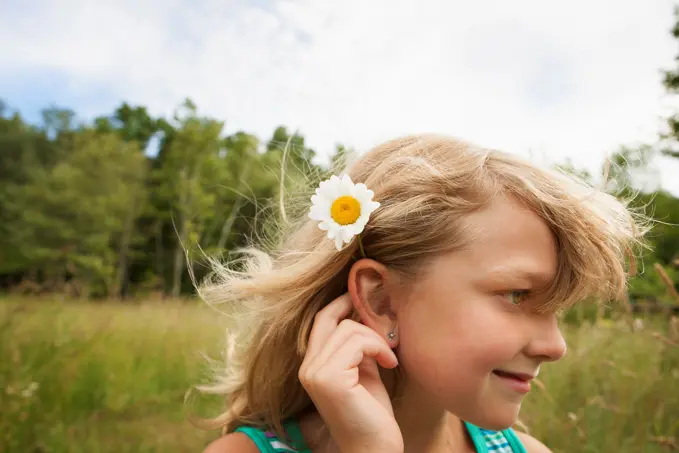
[0,297,224,453]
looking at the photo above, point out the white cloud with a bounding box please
[1,0,678,193]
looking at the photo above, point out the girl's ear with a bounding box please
[347,259,399,348]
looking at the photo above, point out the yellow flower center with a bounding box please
[330,196,361,225]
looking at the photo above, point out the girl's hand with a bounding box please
[298,293,403,453]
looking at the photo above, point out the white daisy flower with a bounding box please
[308,174,380,251]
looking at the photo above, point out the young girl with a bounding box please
[197,135,645,453]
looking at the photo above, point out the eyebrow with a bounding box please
[485,266,556,288]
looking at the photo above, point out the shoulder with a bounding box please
[513,431,552,453]
[202,432,260,453]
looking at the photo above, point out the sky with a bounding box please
[1,0,679,194]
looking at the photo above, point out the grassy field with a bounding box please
[1,296,677,453]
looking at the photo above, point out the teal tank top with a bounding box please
[234,419,527,453]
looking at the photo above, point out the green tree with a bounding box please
[5,128,146,296]
[662,6,679,159]
[94,103,162,297]
[0,105,56,275]
[199,131,260,252]
[151,100,228,297]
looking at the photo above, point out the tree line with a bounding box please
[0,99,343,298]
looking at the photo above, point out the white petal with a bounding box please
[353,190,369,206]
[353,183,371,197]
[365,202,380,217]
[354,184,373,202]
[340,174,355,196]
[341,226,356,243]
[334,236,344,251]
[337,226,350,242]
[329,176,344,200]
[317,221,330,231]
[348,182,357,197]
[328,175,342,190]
[317,177,338,201]
[326,223,340,239]
[356,188,376,206]
[345,227,356,242]
[309,203,330,221]
[361,197,380,215]
[317,183,333,201]
[352,222,366,235]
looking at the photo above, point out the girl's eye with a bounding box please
[504,290,528,305]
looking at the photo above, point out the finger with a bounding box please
[311,319,389,369]
[305,293,353,360]
[324,334,399,374]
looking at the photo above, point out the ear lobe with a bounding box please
[348,259,398,345]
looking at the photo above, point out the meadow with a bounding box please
[1,296,677,453]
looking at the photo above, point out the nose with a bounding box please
[524,313,567,362]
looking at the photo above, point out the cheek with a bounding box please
[396,297,524,390]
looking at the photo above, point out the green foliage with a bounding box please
[660,6,679,160]
[624,189,679,303]
[3,129,146,296]
[0,99,332,297]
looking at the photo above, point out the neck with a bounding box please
[387,371,473,453]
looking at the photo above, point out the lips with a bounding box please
[492,370,535,382]
[492,369,535,394]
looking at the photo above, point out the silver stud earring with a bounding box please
[387,331,396,341]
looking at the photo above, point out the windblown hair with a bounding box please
[191,134,648,436]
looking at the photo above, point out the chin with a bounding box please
[461,403,521,432]
[472,418,515,432]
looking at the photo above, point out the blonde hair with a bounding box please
[191,134,648,436]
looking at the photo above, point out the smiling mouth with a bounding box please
[492,370,535,382]
[492,370,535,394]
